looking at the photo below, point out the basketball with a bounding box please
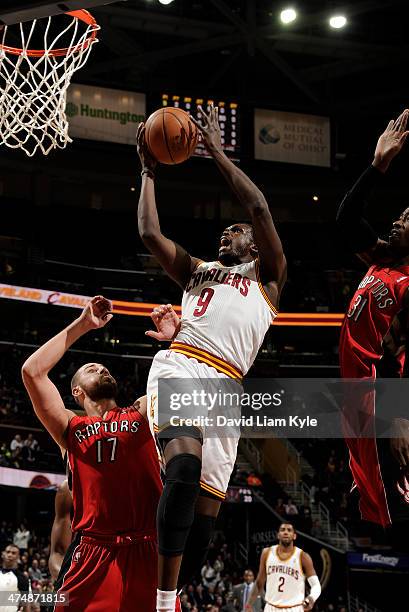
[144,107,199,165]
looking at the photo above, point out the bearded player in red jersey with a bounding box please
[337,109,409,528]
[21,296,166,611]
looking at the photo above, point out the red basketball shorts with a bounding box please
[54,531,157,612]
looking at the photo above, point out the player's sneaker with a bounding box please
[175,595,182,612]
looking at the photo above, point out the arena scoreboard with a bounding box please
[161,93,240,161]
[226,487,255,503]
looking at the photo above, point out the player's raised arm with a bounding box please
[136,124,200,288]
[245,547,269,610]
[21,296,113,447]
[49,479,72,581]
[191,104,286,291]
[336,109,409,265]
[301,552,321,611]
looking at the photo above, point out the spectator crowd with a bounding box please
[0,520,54,599]
[1,518,348,612]
[0,433,41,469]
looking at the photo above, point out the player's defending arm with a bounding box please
[191,104,286,295]
[245,547,269,610]
[21,296,113,447]
[49,479,72,581]
[301,552,321,611]
[136,125,200,288]
[336,109,409,265]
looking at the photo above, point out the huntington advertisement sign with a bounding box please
[254,109,330,167]
[66,84,146,145]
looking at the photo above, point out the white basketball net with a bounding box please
[0,12,99,157]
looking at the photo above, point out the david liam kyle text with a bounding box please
[169,415,318,429]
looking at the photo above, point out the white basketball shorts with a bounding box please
[147,348,241,500]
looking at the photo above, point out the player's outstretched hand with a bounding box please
[303,595,314,611]
[373,108,409,173]
[79,296,113,330]
[146,304,180,341]
[190,102,223,155]
[136,122,157,171]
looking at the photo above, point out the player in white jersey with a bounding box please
[137,102,287,612]
[246,523,321,611]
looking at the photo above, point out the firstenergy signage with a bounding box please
[66,84,146,145]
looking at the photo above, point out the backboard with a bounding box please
[0,1,126,25]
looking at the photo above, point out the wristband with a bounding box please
[307,575,321,603]
[141,168,155,179]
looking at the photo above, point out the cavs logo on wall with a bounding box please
[30,475,52,489]
[319,549,332,591]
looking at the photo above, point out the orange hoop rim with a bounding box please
[0,10,99,58]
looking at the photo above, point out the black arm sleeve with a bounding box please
[336,164,385,252]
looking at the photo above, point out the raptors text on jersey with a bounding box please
[340,263,409,378]
[66,406,162,536]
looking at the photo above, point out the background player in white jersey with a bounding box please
[137,102,287,612]
[246,523,321,611]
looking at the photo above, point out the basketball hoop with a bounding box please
[0,10,99,156]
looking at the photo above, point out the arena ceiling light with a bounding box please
[280,8,297,24]
[158,0,174,5]
[329,15,347,29]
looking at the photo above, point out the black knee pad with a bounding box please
[157,453,202,556]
